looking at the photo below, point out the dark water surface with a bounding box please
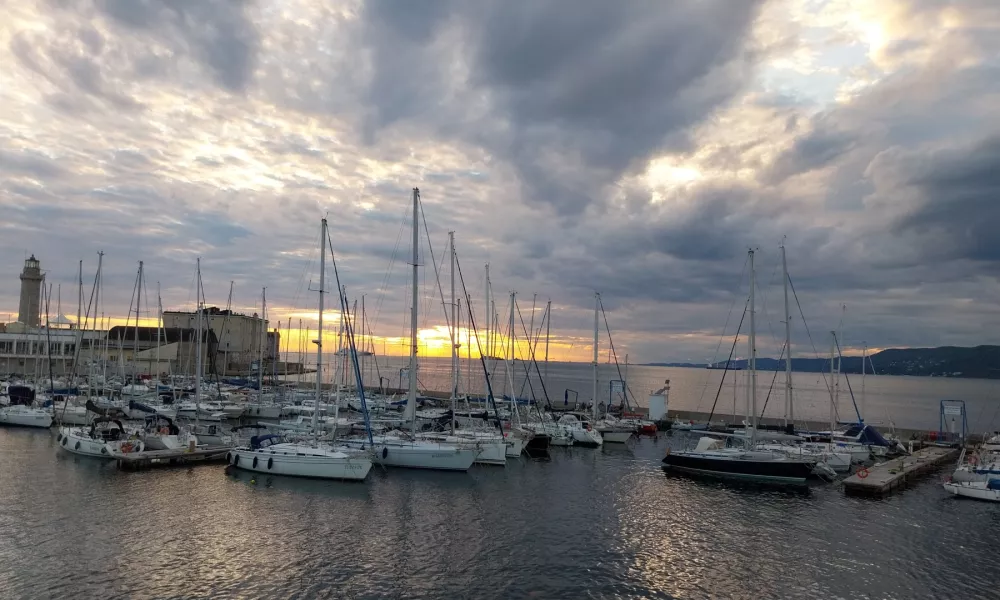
[1,427,996,599]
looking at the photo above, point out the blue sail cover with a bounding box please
[129,400,157,413]
[250,434,284,450]
[987,479,1000,491]
[843,424,891,447]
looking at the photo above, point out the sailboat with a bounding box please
[662,249,816,484]
[589,293,635,443]
[340,189,479,470]
[0,385,53,428]
[228,224,373,482]
[943,479,1000,502]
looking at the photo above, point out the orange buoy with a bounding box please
[857,467,869,479]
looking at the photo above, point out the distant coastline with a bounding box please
[643,345,1000,380]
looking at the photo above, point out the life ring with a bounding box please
[121,443,133,454]
[267,457,273,470]
[252,456,258,469]
[857,467,870,479]
[969,455,979,466]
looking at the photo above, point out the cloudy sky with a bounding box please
[1,0,998,363]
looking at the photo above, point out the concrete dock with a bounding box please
[842,446,960,497]
[114,447,232,471]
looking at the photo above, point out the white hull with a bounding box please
[52,405,91,426]
[143,432,198,451]
[228,445,372,481]
[245,405,283,419]
[943,480,1000,502]
[597,429,634,444]
[505,435,526,457]
[57,427,144,458]
[0,407,53,428]
[342,437,477,471]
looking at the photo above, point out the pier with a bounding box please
[114,447,232,471]
[842,446,960,497]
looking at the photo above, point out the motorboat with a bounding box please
[57,418,144,458]
[662,436,817,484]
[943,478,1000,502]
[228,434,372,481]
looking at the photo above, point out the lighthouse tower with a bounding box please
[17,255,43,327]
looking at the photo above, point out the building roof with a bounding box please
[106,326,218,344]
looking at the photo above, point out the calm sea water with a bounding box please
[299,357,1000,432]
[0,426,996,599]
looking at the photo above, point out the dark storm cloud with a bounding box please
[888,135,1000,262]
[358,0,765,216]
[96,0,260,91]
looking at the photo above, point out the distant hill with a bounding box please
[646,345,1000,379]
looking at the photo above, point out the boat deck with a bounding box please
[842,446,960,497]
[115,446,233,471]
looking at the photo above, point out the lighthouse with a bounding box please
[17,255,43,327]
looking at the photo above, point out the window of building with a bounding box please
[50,342,62,356]
[15,341,29,355]
[0,341,12,354]
[64,343,75,356]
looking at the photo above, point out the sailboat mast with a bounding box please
[258,289,266,393]
[861,342,867,422]
[194,258,203,430]
[544,300,551,379]
[156,282,162,380]
[485,263,491,361]
[450,231,458,402]
[408,188,419,434]
[749,249,758,445]
[135,261,142,378]
[829,332,836,434]
[781,242,793,426]
[592,292,599,421]
[314,219,326,446]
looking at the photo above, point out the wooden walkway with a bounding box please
[842,446,960,497]
[114,446,232,471]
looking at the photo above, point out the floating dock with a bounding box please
[114,447,232,471]
[842,446,960,497]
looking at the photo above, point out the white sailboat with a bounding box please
[229,221,373,481]
[342,189,477,471]
[0,404,53,428]
[943,479,1000,502]
[58,418,144,458]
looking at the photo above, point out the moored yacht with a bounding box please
[229,434,373,481]
[58,418,144,458]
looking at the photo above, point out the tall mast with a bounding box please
[135,261,143,378]
[749,249,758,445]
[258,289,266,392]
[544,300,551,380]
[407,188,419,433]
[508,292,517,419]
[592,292,599,421]
[861,342,867,423]
[485,263,491,361]
[450,231,458,400]
[781,241,793,427]
[156,282,162,381]
[77,260,83,332]
[194,258,203,430]
[314,218,326,446]
[829,332,836,434]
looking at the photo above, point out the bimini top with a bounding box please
[842,424,890,447]
[250,434,285,450]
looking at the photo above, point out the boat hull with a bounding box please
[943,481,1000,502]
[0,407,53,428]
[662,453,815,483]
[343,439,477,471]
[228,448,372,481]
[597,429,634,444]
[57,428,144,458]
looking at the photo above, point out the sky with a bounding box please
[1,0,999,364]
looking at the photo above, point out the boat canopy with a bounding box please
[250,434,285,450]
[843,424,891,447]
[129,400,158,414]
[7,386,35,405]
[988,479,1000,491]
